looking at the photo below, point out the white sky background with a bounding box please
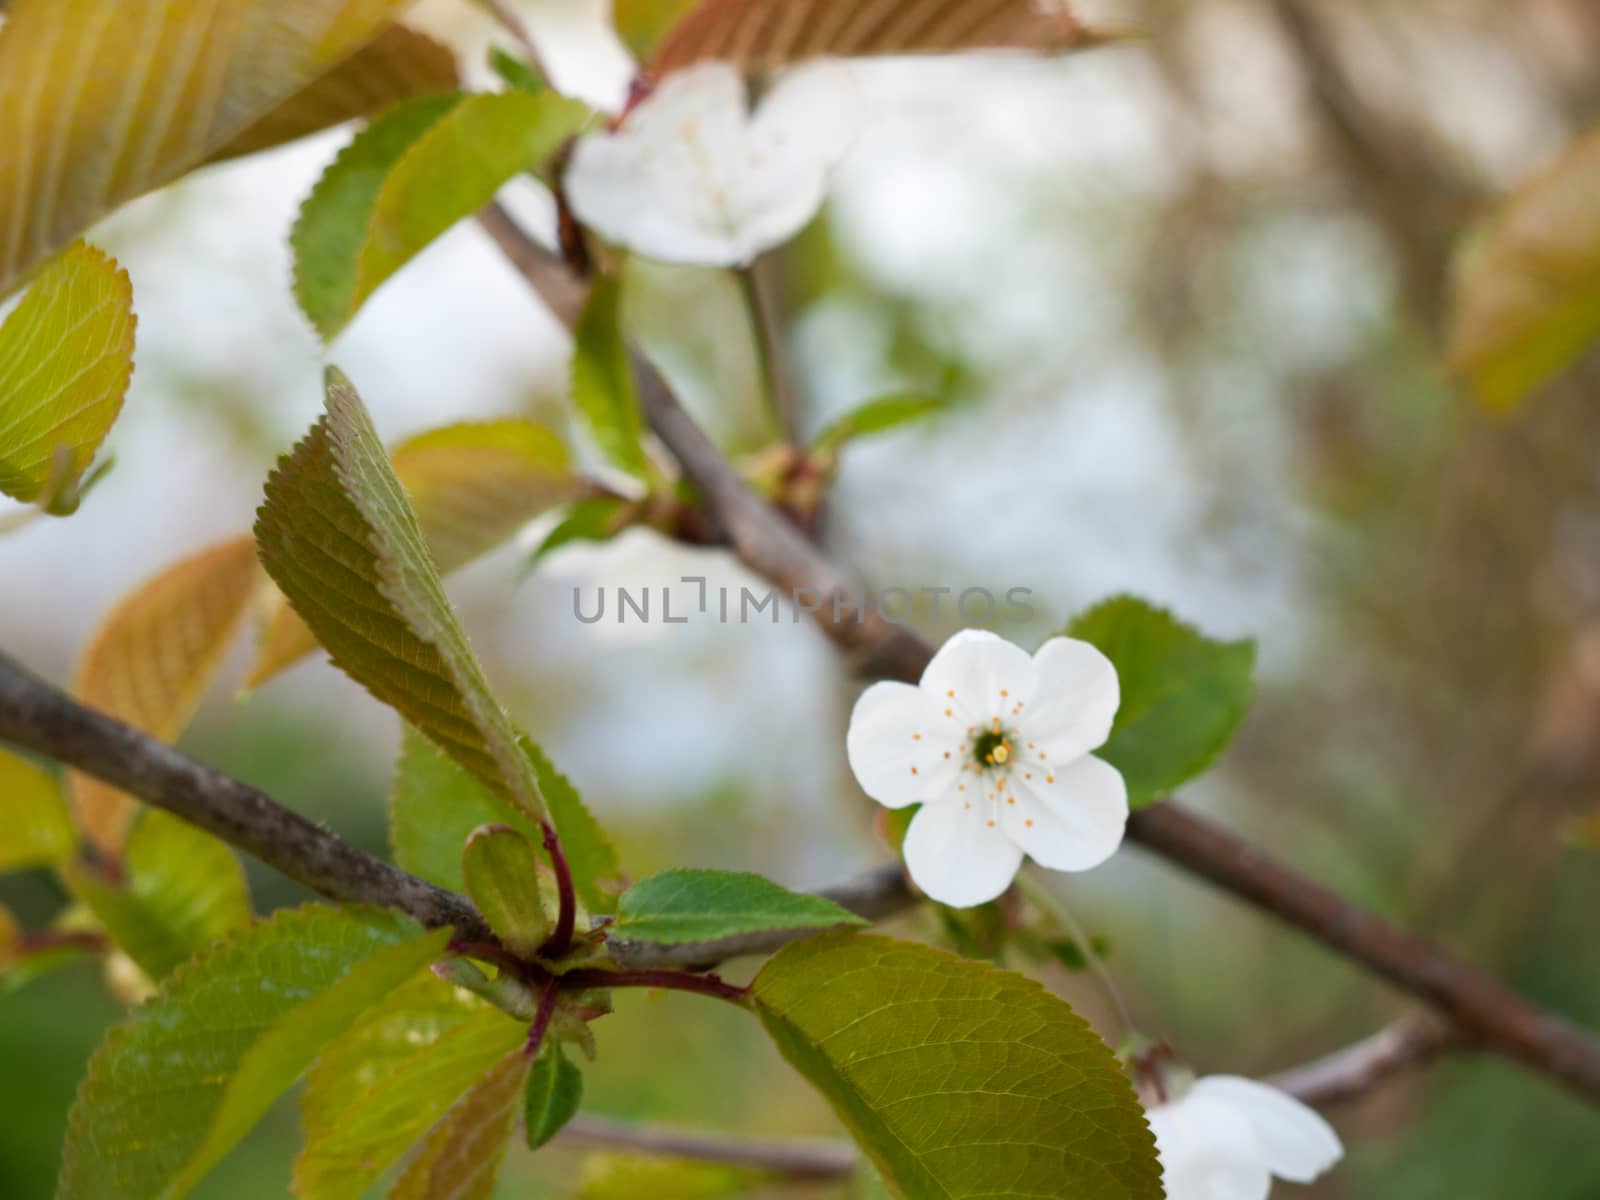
[0,1,1572,886]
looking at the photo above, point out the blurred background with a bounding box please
[3,0,1600,1195]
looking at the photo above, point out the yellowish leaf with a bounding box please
[71,537,262,852]
[1448,127,1600,411]
[0,748,75,871]
[245,418,581,688]
[210,24,460,164]
[387,1046,532,1200]
[0,242,134,510]
[650,0,1101,74]
[0,0,413,297]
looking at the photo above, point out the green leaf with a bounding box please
[388,1045,532,1200]
[256,367,547,821]
[0,748,74,870]
[810,393,944,456]
[58,905,451,1200]
[0,241,134,510]
[246,417,582,690]
[389,728,621,912]
[0,0,414,297]
[391,419,584,570]
[1066,594,1255,806]
[523,1044,583,1149]
[291,94,461,337]
[210,24,459,164]
[463,824,551,958]
[1448,126,1600,410]
[489,46,545,94]
[523,737,622,915]
[573,277,650,480]
[63,809,251,980]
[752,932,1161,1200]
[613,869,864,946]
[527,495,632,567]
[294,90,590,337]
[297,979,526,1200]
[391,726,543,891]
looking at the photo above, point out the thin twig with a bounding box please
[476,0,552,81]
[1269,1016,1459,1107]
[0,651,495,945]
[742,254,800,443]
[1016,871,1137,1039]
[559,1115,857,1178]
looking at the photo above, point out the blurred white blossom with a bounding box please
[1146,1075,1343,1200]
[565,60,862,266]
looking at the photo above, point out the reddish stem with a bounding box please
[525,975,562,1057]
[539,821,577,960]
[562,967,750,1006]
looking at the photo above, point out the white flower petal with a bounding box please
[1021,636,1119,763]
[902,796,1022,907]
[566,64,750,264]
[564,60,859,267]
[846,682,964,809]
[1148,1091,1272,1200]
[920,629,1037,724]
[1002,755,1127,872]
[1190,1076,1344,1184]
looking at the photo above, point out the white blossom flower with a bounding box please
[846,629,1127,907]
[1146,1075,1343,1200]
[564,60,862,267]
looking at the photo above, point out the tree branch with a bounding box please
[0,651,494,944]
[558,1115,857,1179]
[1268,1016,1459,1108]
[472,204,1600,1103]
[632,367,1600,1105]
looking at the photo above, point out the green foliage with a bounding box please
[57,905,450,1200]
[527,495,633,566]
[523,737,622,914]
[751,932,1162,1200]
[0,0,413,297]
[296,978,526,1199]
[294,90,589,337]
[391,727,542,891]
[388,1046,532,1200]
[0,242,134,511]
[391,419,584,571]
[390,728,621,912]
[489,46,545,94]
[810,393,945,456]
[1449,126,1600,410]
[256,368,548,821]
[63,811,250,981]
[523,1045,583,1150]
[463,825,551,958]
[0,749,74,871]
[574,277,651,480]
[613,869,865,946]
[1067,594,1256,806]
